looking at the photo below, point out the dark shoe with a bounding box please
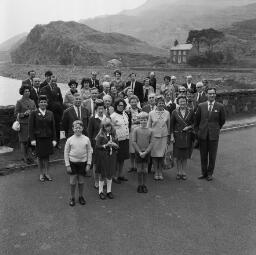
[207,175,213,181]
[181,174,187,180]
[44,174,52,181]
[99,192,106,200]
[176,174,181,180]
[106,192,114,199]
[198,175,207,180]
[118,176,128,182]
[137,185,143,193]
[78,196,86,205]
[113,178,121,184]
[69,198,75,206]
[142,185,148,193]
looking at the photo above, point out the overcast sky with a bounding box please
[0,0,147,44]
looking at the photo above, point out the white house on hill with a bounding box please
[170,43,197,64]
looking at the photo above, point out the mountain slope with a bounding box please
[0,32,27,51]
[11,21,166,66]
[80,1,256,48]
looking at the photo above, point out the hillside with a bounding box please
[80,1,256,48]
[10,21,166,66]
[0,32,27,52]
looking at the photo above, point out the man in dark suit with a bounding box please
[183,75,196,94]
[195,87,226,181]
[29,77,41,107]
[22,70,36,87]
[142,93,156,113]
[62,93,90,138]
[40,76,63,148]
[40,70,53,89]
[88,71,102,93]
[126,73,144,103]
[83,87,99,116]
[195,82,208,104]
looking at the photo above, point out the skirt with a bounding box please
[117,139,129,161]
[95,150,117,179]
[36,138,53,159]
[135,151,150,164]
[18,123,29,143]
[151,136,168,158]
[173,146,191,160]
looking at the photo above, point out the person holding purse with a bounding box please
[170,95,195,180]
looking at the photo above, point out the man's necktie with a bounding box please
[77,107,81,120]
[208,103,213,118]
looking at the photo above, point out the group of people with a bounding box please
[15,69,226,206]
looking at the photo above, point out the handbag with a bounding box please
[164,145,174,169]
[12,114,20,132]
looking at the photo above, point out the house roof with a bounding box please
[170,44,193,51]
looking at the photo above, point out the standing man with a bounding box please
[195,82,207,104]
[126,73,143,103]
[195,87,225,181]
[40,76,63,148]
[89,71,102,93]
[83,87,99,116]
[30,77,41,107]
[40,70,53,89]
[22,70,36,87]
[62,93,90,138]
[183,75,196,94]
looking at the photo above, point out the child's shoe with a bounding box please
[99,192,106,200]
[69,198,75,207]
[137,185,143,193]
[78,196,86,205]
[106,192,114,199]
[142,185,148,193]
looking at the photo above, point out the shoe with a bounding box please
[44,174,52,181]
[181,174,187,180]
[137,185,143,193]
[78,196,86,205]
[154,174,159,180]
[113,178,121,184]
[198,175,207,180]
[176,174,181,180]
[69,198,75,206]
[118,176,128,181]
[158,174,164,180]
[99,192,106,200]
[207,175,213,181]
[94,184,99,189]
[39,174,45,182]
[106,192,114,199]
[142,185,148,193]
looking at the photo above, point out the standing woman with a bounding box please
[148,95,170,180]
[29,95,57,181]
[170,95,194,180]
[80,78,91,102]
[88,99,106,189]
[111,98,130,184]
[64,79,78,108]
[111,70,126,93]
[15,85,36,164]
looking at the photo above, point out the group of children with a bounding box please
[64,112,153,206]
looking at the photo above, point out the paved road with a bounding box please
[1,127,256,255]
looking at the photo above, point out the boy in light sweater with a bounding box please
[64,120,93,206]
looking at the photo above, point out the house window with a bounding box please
[173,57,176,63]
[173,51,176,56]
[183,56,186,63]
[178,51,181,55]
[183,51,186,55]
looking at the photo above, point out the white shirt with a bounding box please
[95,113,106,121]
[39,108,46,116]
[208,100,215,111]
[187,83,192,89]
[131,80,136,91]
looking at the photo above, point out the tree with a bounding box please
[186,28,224,53]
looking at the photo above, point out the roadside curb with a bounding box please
[1,121,256,175]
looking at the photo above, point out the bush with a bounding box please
[188,51,224,66]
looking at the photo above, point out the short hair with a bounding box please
[72,120,83,128]
[164,75,171,81]
[103,94,112,102]
[206,87,216,93]
[33,77,41,83]
[129,72,136,77]
[28,70,35,75]
[178,86,187,92]
[51,76,57,82]
[102,81,110,87]
[95,99,105,110]
[176,95,187,104]
[148,93,155,99]
[114,69,121,76]
[114,98,127,111]
[196,81,204,88]
[143,76,150,83]
[38,95,48,103]
[110,84,116,90]
[155,95,165,105]
[129,95,139,103]
[171,76,176,80]
[45,70,53,77]
[186,75,192,79]
[91,71,97,75]
[19,85,31,95]
[81,78,90,86]
[68,79,78,87]
[187,88,194,94]
[138,111,149,120]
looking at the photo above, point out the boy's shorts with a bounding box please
[69,161,87,185]
[136,161,148,174]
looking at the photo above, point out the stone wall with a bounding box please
[0,89,256,146]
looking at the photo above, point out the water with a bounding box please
[0,76,69,106]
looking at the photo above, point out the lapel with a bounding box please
[71,106,78,119]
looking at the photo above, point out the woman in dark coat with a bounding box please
[29,95,57,182]
[88,99,107,189]
[170,95,194,180]
[15,85,36,164]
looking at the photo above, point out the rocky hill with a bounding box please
[10,21,166,66]
[80,1,256,48]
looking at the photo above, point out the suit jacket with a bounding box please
[194,101,225,140]
[39,80,50,89]
[126,81,144,103]
[88,79,103,93]
[62,106,89,138]
[149,77,156,92]
[29,109,56,140]
[170,108,194,133]
[22,78,33,87]
[40,85,63,120]
[195,91,208,104]
[87,116,102,149]
[30,86,40,108]
[183,83,197,93]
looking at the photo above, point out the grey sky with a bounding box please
[0,0,147,44]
